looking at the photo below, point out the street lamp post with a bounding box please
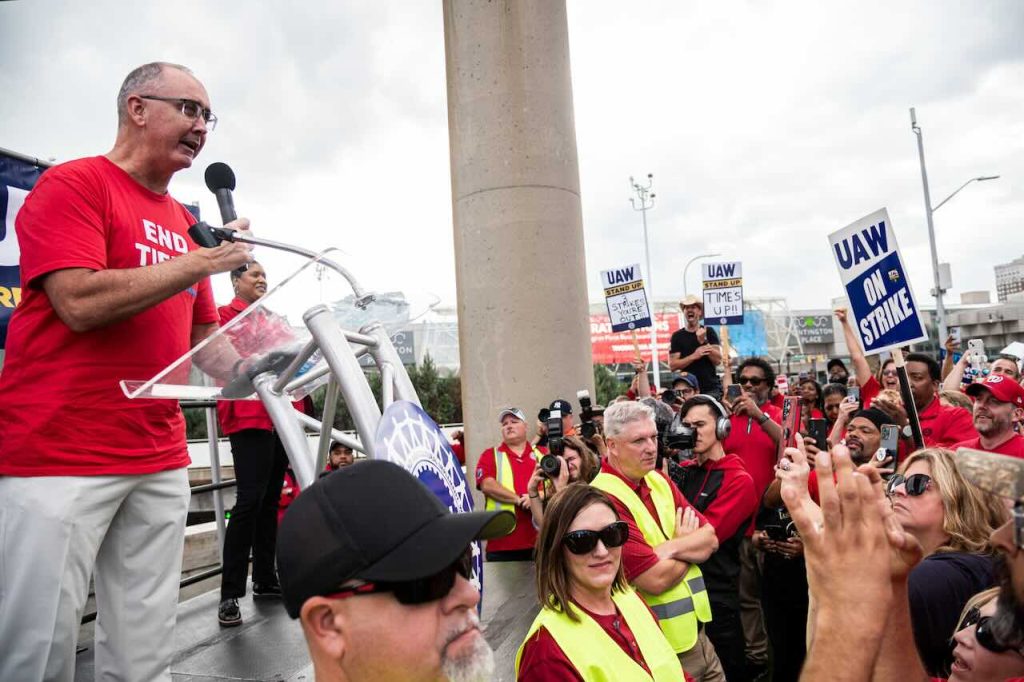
[683,252,722,297]
[629,174,661,391]
[910,107,999,344]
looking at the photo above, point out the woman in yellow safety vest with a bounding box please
[516,484,689,681]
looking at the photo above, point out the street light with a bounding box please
[910,107,999,344]
[683,252,722,297]
[629,173,661,390]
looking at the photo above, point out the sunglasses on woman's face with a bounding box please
[958,606,1024,656]
[563,521,629,555]
[886,473,932,497]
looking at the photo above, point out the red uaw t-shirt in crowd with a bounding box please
[917,398,977,448]
[0,156,216,476]
[723,404,783,535]
[952,433,1024,460]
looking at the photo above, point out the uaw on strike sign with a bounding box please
[702,261,744,325]
[601,263,652,333]
[829,208,927,354]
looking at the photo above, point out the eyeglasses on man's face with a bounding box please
[139,95,218,131]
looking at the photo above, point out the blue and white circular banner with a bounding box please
[374,400,483,594]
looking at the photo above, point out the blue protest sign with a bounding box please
[601,263,652,333]
[829,208,927,354]
[0,150,50,348]
[374,400,484,595]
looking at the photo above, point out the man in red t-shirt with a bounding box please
[905,353,978,448]
[952,375,1024,459]
[0,63,252,682]
[475,407,544,560]
[722,356,783,675]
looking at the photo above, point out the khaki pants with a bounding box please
[678,629,726,682]
[739,537,769,665]
[0,469,190,682]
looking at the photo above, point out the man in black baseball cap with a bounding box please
[277,459,514,681]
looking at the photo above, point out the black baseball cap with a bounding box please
[550,399,573,415]
[276,459,515,617]
[827,358,848,372]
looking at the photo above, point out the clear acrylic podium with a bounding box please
[120,249,433,490]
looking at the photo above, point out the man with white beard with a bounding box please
[277,460,515,682]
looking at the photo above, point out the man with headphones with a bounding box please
[669,395,758,682]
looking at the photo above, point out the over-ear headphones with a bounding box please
[681,395,732,441]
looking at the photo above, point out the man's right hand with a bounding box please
[674,506,700,538]
[198,219,253,275]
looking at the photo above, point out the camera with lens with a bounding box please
[663,413,696,451]
[577,389,598,440]
[758,506,798,541]
[540,409,564,477]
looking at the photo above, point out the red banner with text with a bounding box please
[590,312,680,365]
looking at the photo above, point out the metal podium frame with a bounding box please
[121,249,423,491]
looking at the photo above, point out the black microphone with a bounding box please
[204,162,237,225]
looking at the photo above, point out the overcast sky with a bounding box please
[2,0,1021,313]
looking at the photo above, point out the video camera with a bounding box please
[540,408,564,478]
[577,389,599,440]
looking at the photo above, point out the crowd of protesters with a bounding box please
[468,296,1024,681]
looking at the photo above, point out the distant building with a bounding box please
[995,256,1024,302]
[961,291,991,305]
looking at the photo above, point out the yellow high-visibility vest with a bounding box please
[484,445,539,513]
[592,471,712,653]
[515,587,685,681]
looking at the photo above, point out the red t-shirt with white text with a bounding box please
[0,156,216,476]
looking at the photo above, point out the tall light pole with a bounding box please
[683,252,722,297]
[910,107,999,343]
[629,173,661,390]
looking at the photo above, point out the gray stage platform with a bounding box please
[74,561,539,682]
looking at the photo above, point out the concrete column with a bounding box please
[443,0,593,497]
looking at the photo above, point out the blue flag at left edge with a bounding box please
[0,149,51,349]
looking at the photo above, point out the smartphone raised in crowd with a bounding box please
[726,384,742,401]
[808,418,828,451]
[879,423,900,473]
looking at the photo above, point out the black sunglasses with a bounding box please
[958,606,1024,655]
[737,376,765,386]
[886,473,932,497]
[324,548,472,605]
[563,521,629,555]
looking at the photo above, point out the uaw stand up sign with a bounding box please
[829,208,927,353]
[374,401,484,595]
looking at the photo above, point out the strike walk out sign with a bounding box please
[702,261,744,325]
[829,208,927,354]
[601,263,652,333]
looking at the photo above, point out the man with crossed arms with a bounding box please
[593,400,724,680]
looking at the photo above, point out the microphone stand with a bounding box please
[189,222,375,309]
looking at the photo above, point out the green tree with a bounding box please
[593,364,624,406]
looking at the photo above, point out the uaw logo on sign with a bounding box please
[374,400,484,594]
[828,208,927,354]
[702,261,744,326]
[600,263,652,333]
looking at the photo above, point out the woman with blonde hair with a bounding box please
[948,587,1024,680]
[887,447,1010,677]
[517,484,688,681]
